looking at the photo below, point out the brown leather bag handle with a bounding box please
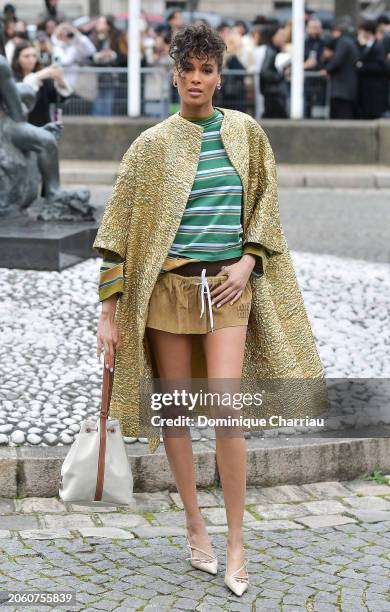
[95,354,116,501]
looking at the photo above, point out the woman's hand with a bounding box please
[304,56,317,69]
[36,65,65,82]
[96,295,122,371]
[49,66,66,85]
[210,254,256,308]
[35,66,54,80]
[94,49,117,63]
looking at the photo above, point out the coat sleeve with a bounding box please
[98,253,125,302]
[260,48,284,83]
[325,38,349,73]
[243,121,285,274]
[93,140,138,261]
[243,242,268,278]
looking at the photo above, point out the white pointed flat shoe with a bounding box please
[185,535,218,575]
[224,554,249,596]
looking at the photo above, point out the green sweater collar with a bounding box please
[179,107,221,126]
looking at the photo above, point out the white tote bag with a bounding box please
[59,357,133,506]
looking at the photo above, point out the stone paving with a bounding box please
[0,477,389,611]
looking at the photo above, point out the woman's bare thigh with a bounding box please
[146,328,194,437]
[201,326,248,378]
[146,328,193,378]
[201,325,248,437]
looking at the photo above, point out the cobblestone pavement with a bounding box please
[0,478,389,611]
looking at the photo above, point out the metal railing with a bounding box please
[57,66,332,119]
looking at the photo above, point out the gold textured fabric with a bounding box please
[93,107,326,455]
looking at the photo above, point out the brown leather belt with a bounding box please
[168,256,241,277]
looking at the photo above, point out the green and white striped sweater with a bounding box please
[168,108,244,260]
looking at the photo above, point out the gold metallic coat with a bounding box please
[93,107,326,454]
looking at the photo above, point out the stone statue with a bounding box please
[0,36,96,222]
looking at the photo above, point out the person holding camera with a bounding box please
[51,22,96,91]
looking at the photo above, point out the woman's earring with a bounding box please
[217,82,221,89]
[173,80,178,88]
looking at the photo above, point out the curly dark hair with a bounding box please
[169,22,226,74]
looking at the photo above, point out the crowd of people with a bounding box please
[2,1,390,121]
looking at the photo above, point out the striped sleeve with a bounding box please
[243,243,269,278]
[98,249,125,302]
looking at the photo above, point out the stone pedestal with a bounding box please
[0,214,99,271]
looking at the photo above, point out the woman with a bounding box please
[51,23,96,93]
[4,18,28,63]
[12,40,72,126]
[142,31,171,117]
[90,14,127,66]
[90,15,127,116]
[93,23,325,597]
[355,20,390,119]
[36,0,67,28]
[260,24,290,118]
[253,25,268,119]
[220,30,247,112]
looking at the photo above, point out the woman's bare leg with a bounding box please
[146,328,215,559]
[201,325,248,576]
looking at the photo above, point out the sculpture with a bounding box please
[0,32,96,222]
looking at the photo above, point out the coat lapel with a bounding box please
[157,113,204,264]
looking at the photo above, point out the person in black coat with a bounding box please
[219,31,247,112]
[376,14,390,56]
[304,19,326,67]
[356,20,390,119]
[320,19,360,119]
[304,17,327,117]
[260,24,289,118]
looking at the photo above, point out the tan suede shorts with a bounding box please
[146,269,253,334]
